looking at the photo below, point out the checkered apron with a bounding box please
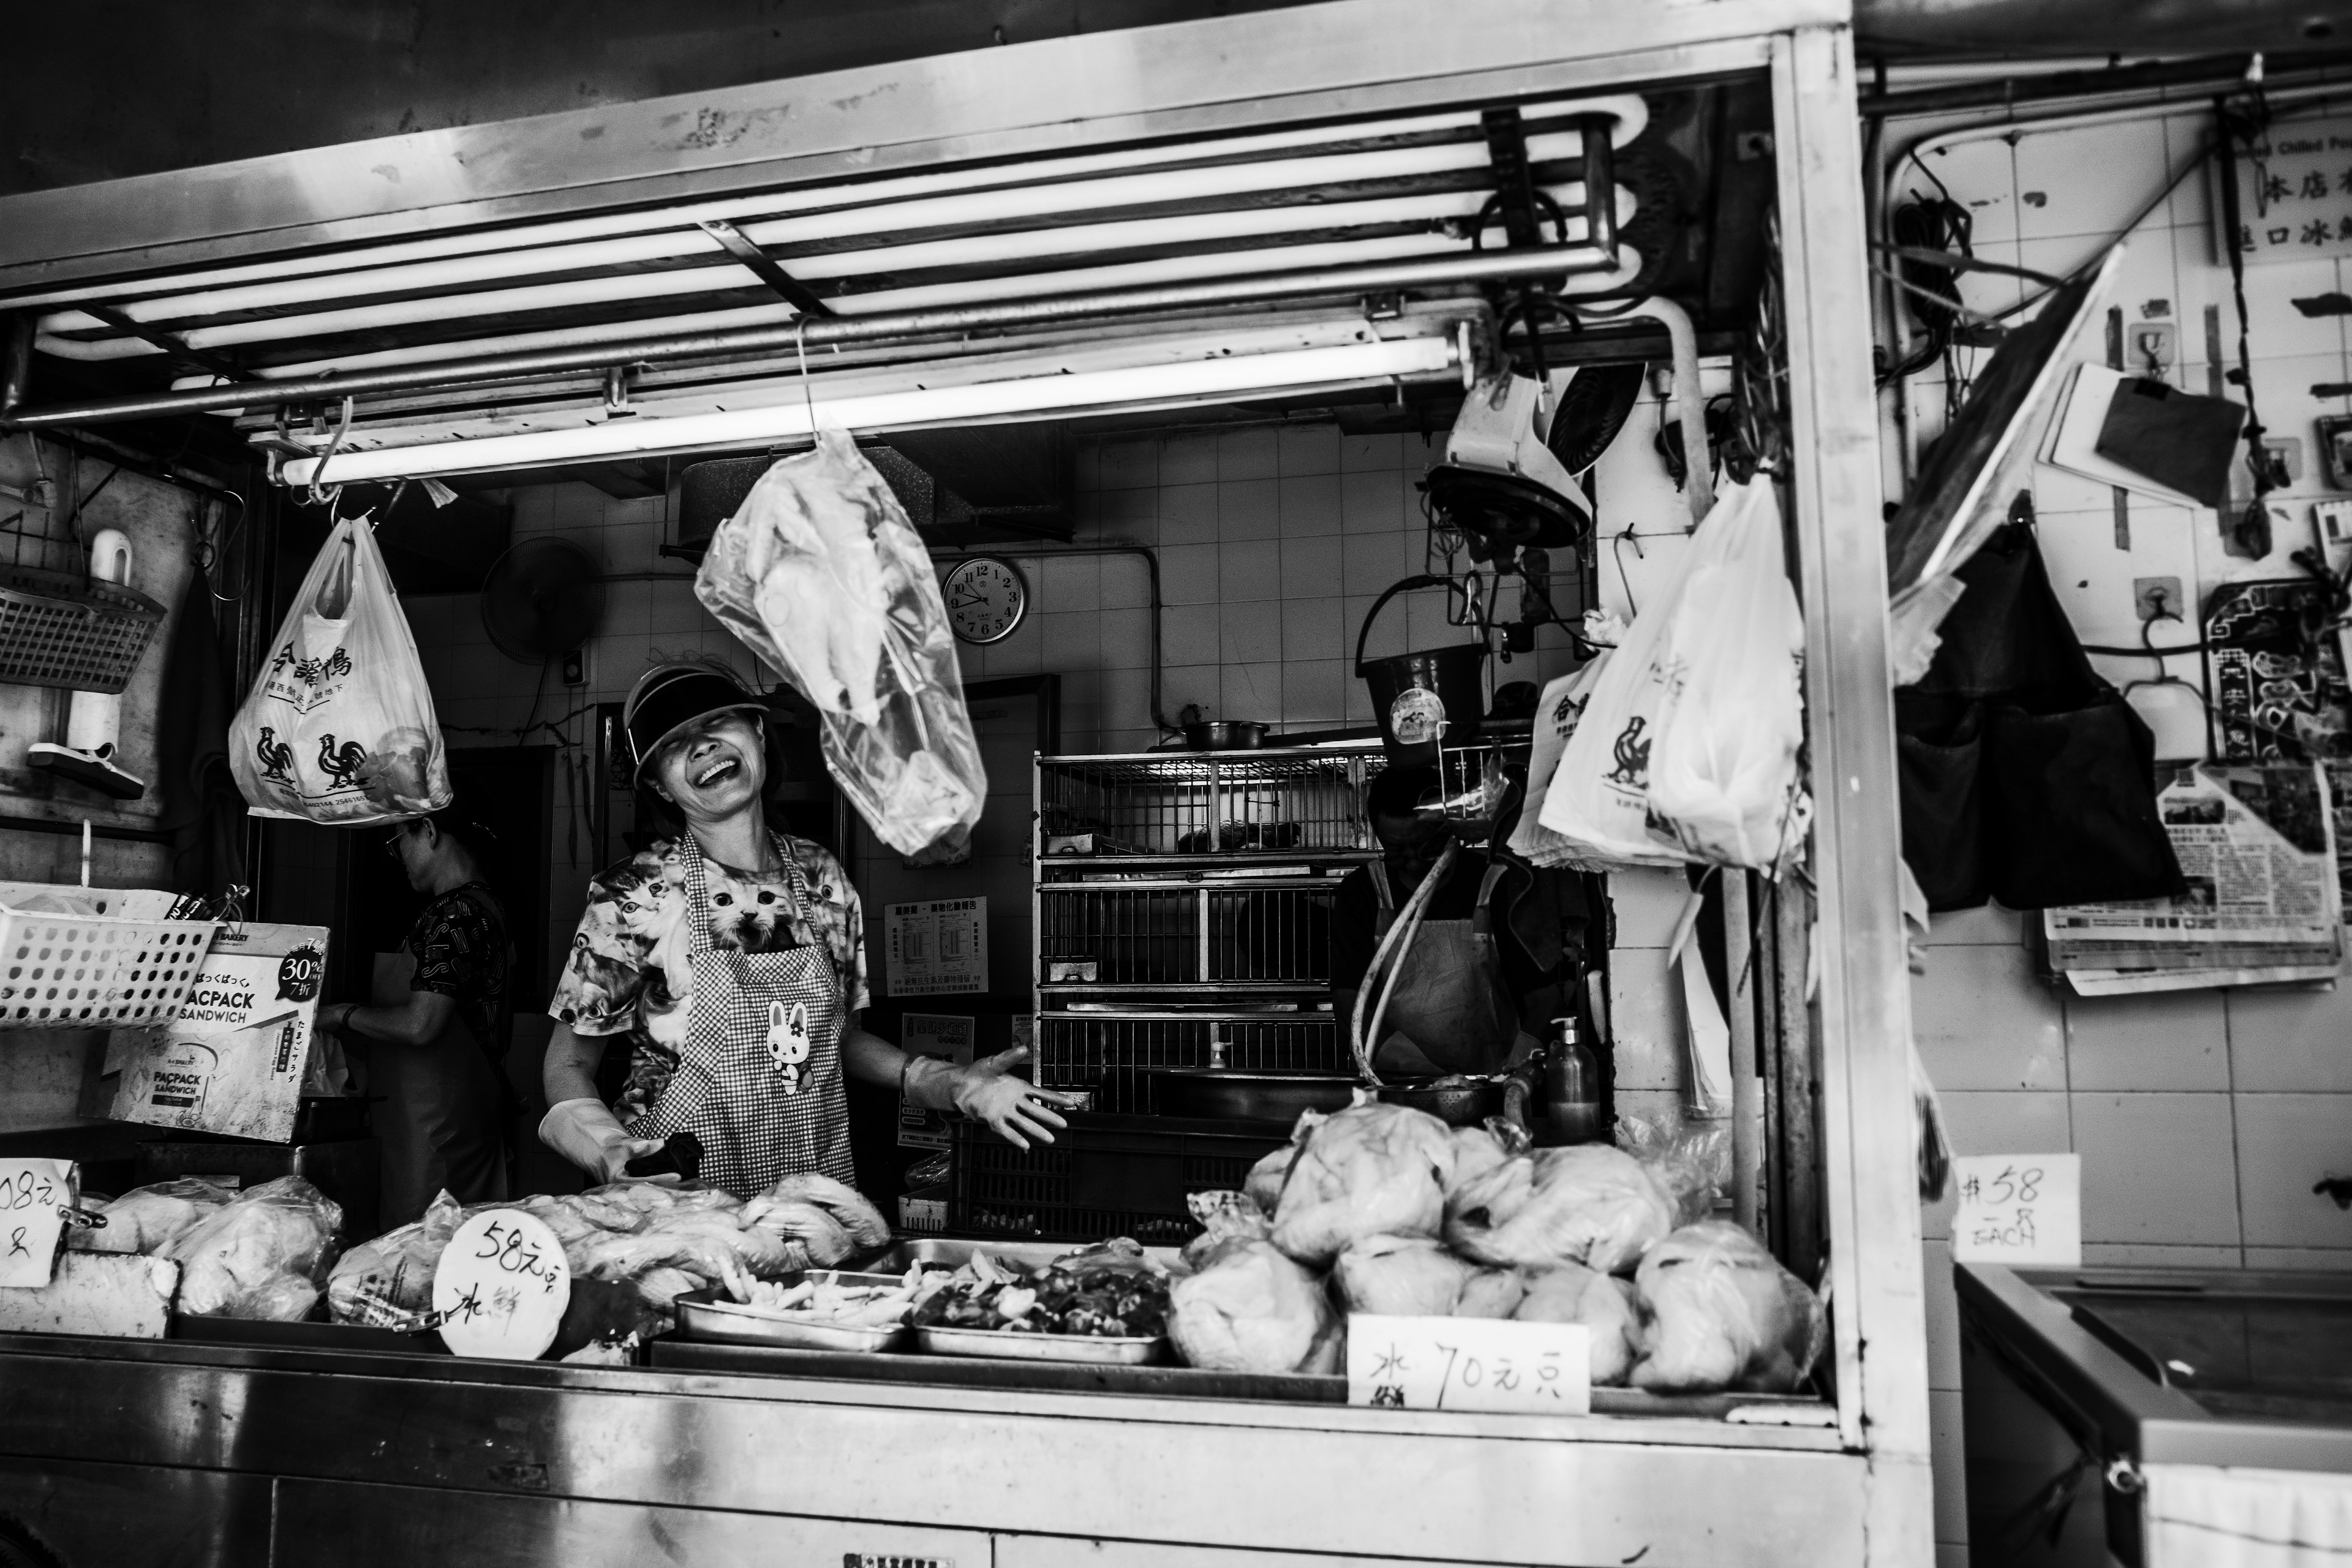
[627,832,855,1198]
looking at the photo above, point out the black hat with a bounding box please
[622,663,765,781]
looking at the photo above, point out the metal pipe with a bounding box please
[1774,875,1820,1278]
[4,246,1599,431]
[934,543,1172,733]
[1616,296,1712,527]
[0,315,30,417]
[1724,867,1761,1235]
[1580,118,1619,265]
[1858,51,2347,117]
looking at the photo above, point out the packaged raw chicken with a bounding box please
[1632,1221,1826,1394]
[1514,1262,1644,1385]
[1180,1189,1272,1270]
[1169,1240,1341,1374]
[326,1189,484,1325]
[1443,1145,1676,1275]
[165,1175,343,1321]
[70,1176,236,1256]
[1331,1234,1474,1317]
[1270,1104,1457,1266]
[695,430,986,856]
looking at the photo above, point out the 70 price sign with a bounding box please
[1346,1314,1592,1415]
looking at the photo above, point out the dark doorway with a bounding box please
[339,748,556,1006]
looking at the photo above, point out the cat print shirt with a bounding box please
[547,835,868,1123]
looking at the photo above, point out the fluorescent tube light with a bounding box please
[277,336,1456,486]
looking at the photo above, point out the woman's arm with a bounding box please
[542,1021,606,1106]
[842,1021,1078,1150]
[320,992,457,1050]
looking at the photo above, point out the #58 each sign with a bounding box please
[1950,1154,2081,1268]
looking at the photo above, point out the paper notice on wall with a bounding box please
[883,899,987,997]
[2043,764,2344,993]
[1950,1154,2081,1268]
[109,922,331,1143]
[2212,114,2352,265]
[897,1013,976,1149]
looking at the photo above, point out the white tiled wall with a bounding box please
[1890,100,2352,1564]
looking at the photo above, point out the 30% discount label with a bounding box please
[1346,1314,1593,1415]
[432,1208,572,1359]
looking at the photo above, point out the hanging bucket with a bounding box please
[1354,575,1487,764]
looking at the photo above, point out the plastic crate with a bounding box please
[949,1111,1290,1243]
[0,908,217,1028]
[0,565,168,695]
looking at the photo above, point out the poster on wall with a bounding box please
[109,922,331,1142]
[2214,113,2352,264]
[883,898,987,997]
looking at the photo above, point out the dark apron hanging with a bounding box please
[1894,513,2185,911]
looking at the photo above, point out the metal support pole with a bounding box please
[1724,868,1761,1234]
[1775,872,1820,1276]
[1771,24,1931,1539]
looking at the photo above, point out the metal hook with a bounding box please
[307,396,355,509]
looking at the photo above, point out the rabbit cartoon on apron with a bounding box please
[628,833,856,1197]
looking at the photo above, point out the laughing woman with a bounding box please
[538,662,1074,1197]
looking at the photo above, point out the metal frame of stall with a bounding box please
[0,1,1929,1562]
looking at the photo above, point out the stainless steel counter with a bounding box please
[0,1327,1874,1567]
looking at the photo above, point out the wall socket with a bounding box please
[2134,576,2184,623]
[2127,321,2177,377]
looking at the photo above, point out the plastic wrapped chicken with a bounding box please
[1514,1262,1644,1385]
[70,1176,236,1256]
[1444,1145,1676,1275]
[326,1190,469,1323]
[165,1176,343,1322]
[1332,1234,1474,1317]
[1168,1239,1342,1374]
[695,430,986,856]
[1270,1104,1457,1266]
[1632,1221,1826,1394]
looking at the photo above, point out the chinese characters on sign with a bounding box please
[884,899,989,997]
[2217,118,2352,263]
[432,1208,572,1359]
[1950,1154,2082,1268]
[1344,1313,1593,1414]
[0,1159,75,1289]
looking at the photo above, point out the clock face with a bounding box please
[944,556,1030,646]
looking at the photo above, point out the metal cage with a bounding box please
[1035,1010,1344,1112]
[1036,748,1385,864]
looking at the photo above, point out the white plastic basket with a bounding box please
[0,907,218,1028]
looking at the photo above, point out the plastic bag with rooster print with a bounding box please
[232,514,451,825]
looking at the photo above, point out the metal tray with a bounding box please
[674,1273,916,1354]
[853,1237,1185,1274]
[912,1325,1169,1365]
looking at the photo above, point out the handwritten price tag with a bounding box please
[0,1159,77,1289]
[1346,1314,1592,1415]
[432,1208,571,1359]
[1951,1153,2081,1267]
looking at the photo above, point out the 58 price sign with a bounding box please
[1951,1153,2081,1268]
[0,1158,78,1289]
[432,1208,571,1359]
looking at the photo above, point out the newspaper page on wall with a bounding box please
[2043,763,2343,995]
[109,922,332,1141]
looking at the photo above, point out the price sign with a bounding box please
[432,1208,571,1359]
[0,1159,76,1289]
[1951,1154,2081,1268]
[1346,1314,1591,1415]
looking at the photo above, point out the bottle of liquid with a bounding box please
[1544,1016,1602,1146]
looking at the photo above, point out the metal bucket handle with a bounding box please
[1353,573,1469,673]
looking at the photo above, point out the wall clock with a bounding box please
[943,555,1030,645]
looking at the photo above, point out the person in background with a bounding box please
[1329,764,1584,1079]
[318,805,514,1229]
[537,662,1069,1197]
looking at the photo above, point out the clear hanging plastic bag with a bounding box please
[230,514,451,826]
[695,429,986,856]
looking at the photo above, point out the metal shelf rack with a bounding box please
[1033,746,1386,1110]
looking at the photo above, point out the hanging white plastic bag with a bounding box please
[1510,655,1616,870]
[1538,534,1706,868]
[231,515,450,826]
[695,429,985,856]
[1645,476,1812,869]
